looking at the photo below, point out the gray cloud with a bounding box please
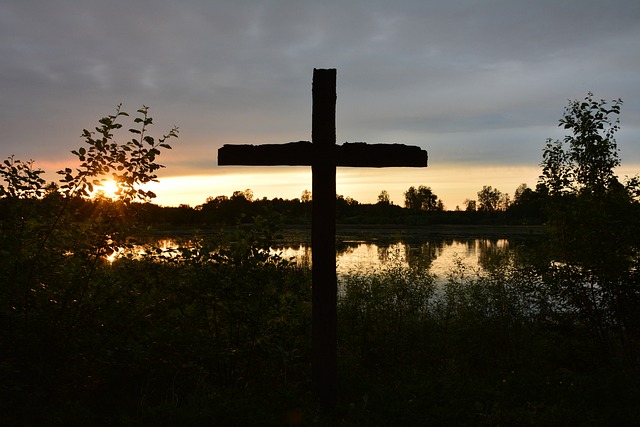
[2,0,639,186]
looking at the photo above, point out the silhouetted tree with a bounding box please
[377,190,390,205]
[540,92,622,196]
[477,186,506,212]
[404,185,442,211]
[507,183,545,224]
[463,199,476,212]
[536,93,640,336]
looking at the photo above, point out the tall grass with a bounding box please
[337,250,640,425]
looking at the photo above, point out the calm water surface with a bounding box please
[275,238,515,280]
[133,229,540,281]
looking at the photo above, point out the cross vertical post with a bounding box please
[217,68,428,409]
[311,68,337,408]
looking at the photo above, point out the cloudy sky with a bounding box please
[2,0,639,209]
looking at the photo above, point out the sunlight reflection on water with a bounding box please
[275,239,512,281]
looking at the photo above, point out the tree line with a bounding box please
[36,181,541,228]
[156,181,545,226]
[0,176,548,227]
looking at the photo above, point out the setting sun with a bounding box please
[92,179,120,200]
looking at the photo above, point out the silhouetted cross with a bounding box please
[218,68,428,407]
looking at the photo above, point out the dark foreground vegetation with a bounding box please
[2,222,640,426]
[2,95,640,425]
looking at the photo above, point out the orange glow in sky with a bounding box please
[148,163,545,210]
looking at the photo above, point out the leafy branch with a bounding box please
[0,155,46,199]
[58,104,179,203]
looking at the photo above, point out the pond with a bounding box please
[132,226,543,283]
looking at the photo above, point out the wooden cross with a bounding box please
[218,68,428,407]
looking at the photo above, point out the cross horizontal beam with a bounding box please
[218,141,428,167]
